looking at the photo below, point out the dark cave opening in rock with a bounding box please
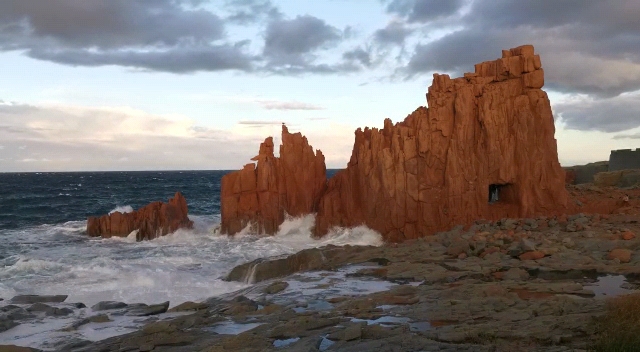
[489,184,502,203]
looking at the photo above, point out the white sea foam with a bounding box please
[0,258,65,275]
[0,213,385,349]
[108,205,134,215]
[0,214,383,308]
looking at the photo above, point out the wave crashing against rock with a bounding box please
[86,192,193,240]
[221,45,570,241]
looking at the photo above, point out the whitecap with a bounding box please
[108,205,134,215]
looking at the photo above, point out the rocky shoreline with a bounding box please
[3,186,639,351]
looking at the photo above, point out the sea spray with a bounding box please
[108,205,134,215]
[0,214,383,307]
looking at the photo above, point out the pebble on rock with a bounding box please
[519,251,545,261]
[622,231,636,241]
[608,249,632,263]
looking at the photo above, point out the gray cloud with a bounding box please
[259,15,367,74]
[0,1,385,76]
[0,0,261,73]
[263,15,341,64]
[28,43,255,73]
[389,0,640,134]
[0,0,224,49]
[554,93,640,133]
[401,1,640,99]
[374,21,413,46]
[613,133,640,140]
[342,47,372,67]
[0,1,363,75]
[385,0,467,23]
[224,0,281,24]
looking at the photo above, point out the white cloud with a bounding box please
[0,100,356,171]
[555,123,640,166]
[256,100,324,110]
[0,102,267,171]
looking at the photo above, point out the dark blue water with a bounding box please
[0,170,342,230]
[0,171,229,230]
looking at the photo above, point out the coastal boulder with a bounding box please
[225,248,328,283]
[86,192,193,240]
[220,125,327,235]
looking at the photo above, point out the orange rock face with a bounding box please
[86,192,193,241]
[220,125,327,235]
[519,251,546,261]
[315,45,569,241]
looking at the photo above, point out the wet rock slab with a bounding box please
[91,301,128,311]
[10,295,68,304]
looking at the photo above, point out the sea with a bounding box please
[0,170,383,308]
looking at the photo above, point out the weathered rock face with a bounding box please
[86,192,193,240]
[315,45,569,241]
[220,125,327,235]
[594,170,640,188]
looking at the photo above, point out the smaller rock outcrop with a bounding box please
[220,125,327,235]
[86,192,193,240]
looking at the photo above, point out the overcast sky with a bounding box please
[1,0,640,172]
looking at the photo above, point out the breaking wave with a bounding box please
[108,205,134,215]
[0,213,382,307]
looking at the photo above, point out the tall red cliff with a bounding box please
[315,45,569,241]
[220,45,570,241]
[220,125,327,235]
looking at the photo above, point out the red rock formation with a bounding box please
[220,125,327,235]
[87,192,193,240]
[315,45,569,242]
